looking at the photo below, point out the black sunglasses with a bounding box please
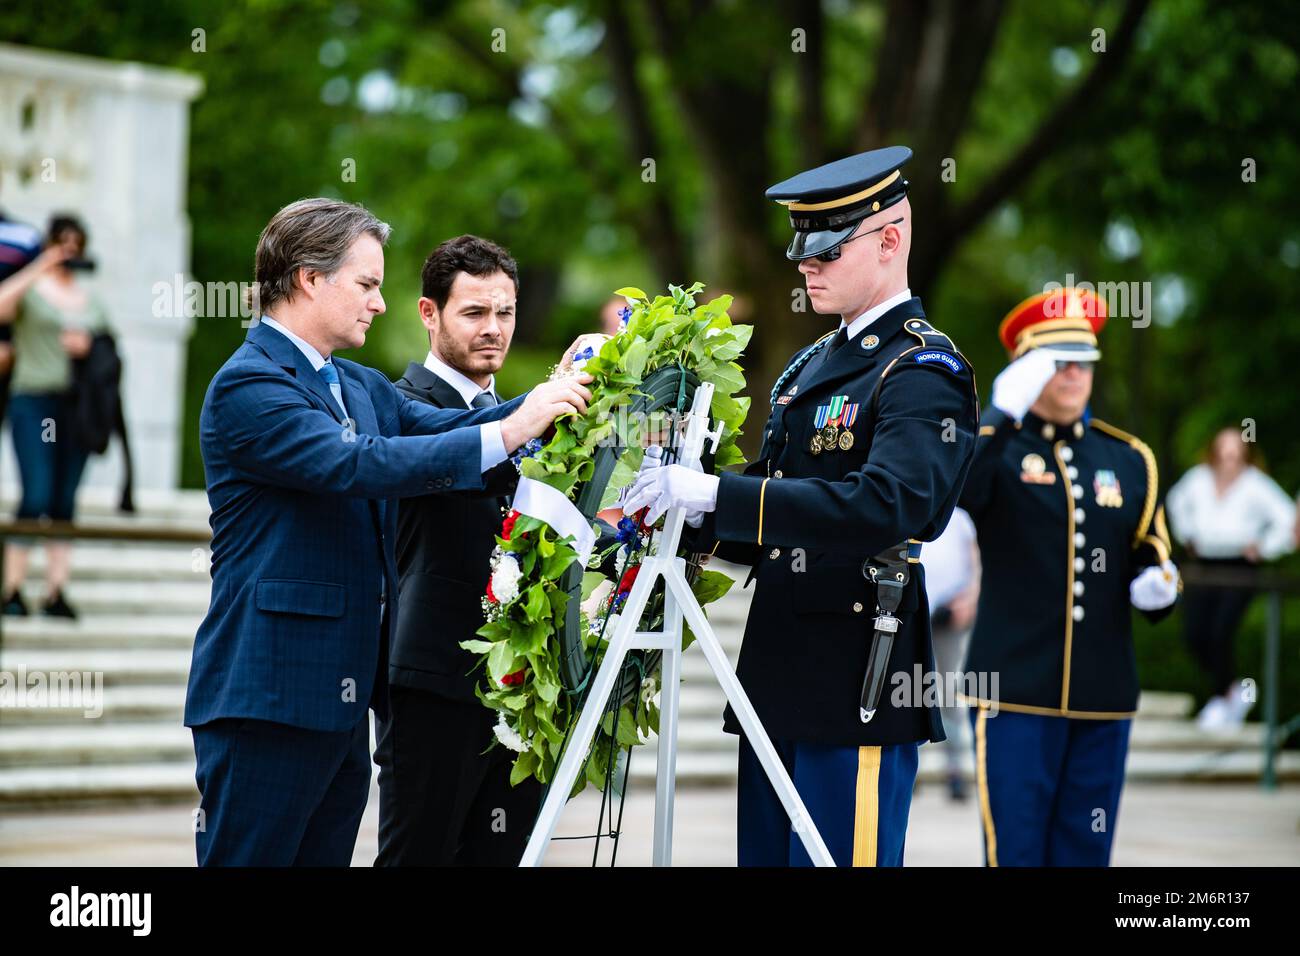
[815,217,904,262]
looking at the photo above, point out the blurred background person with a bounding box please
[0,214,110,619]
[1167,428,1297,729]
[598,296,626,337]
[0,203,43,428]
[921,506,980,802]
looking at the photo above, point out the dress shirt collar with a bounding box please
[841,288,912,342]
[423,349,495,408]
[260,315,329,371]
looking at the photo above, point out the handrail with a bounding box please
[1177,562,1299,790]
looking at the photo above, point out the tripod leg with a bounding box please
[651,565,683,866]
[520,563,661,866]
[663,568,836,866]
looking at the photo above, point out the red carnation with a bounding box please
[501,510,520,541]
[617,563,640,595]
[501,668,527,687]
[485,579,498,603]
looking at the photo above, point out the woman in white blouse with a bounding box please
[1167,428,1297,729]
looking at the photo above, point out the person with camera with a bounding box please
[0,214,108,619]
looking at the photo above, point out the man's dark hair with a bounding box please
[420,235,519,310]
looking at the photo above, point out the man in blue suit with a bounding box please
[185,198,593,866]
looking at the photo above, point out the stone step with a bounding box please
[0,723,192,766]
[11,580,210,616]
[0,684,184,724]
[0,648,191,685]
[0,614,203,650]
[23,543,212,582]
[0,761,199,808]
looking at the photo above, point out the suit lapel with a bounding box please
[246,321,346,424]
[337,363,387,527]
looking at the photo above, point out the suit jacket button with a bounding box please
[852,602,864,613]
[768,548,781,560]
[773,470,783,478]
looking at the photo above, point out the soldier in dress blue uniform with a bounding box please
[958,288,1181,866]
[624,146,979,867]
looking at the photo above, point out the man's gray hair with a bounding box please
[250,198,391,313]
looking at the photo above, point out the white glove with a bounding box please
[617,445,664,508]
[1130,560,1180,611]
[991,350,1058,421]
[622,463,719,526]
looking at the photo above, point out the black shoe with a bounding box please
[2,590,28,616]
[41,590,78,620]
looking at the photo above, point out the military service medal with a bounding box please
[813,402,834,450]
[837,401,859,450]
[1093,469,1124,507]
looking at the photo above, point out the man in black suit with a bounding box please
[375,235,560,865]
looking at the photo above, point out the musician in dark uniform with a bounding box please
[958,288,1181,866]
[624,146,979,867]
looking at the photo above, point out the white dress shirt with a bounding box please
[259,317,508,473]
[422,350,508,472]
[1167,463,1297,560]
[840,287,913,343]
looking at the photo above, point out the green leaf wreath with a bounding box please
[461,282,752,794]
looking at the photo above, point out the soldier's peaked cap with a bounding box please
[999,288,1107,361]
[766,145,912,260]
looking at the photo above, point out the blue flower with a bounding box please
[618,306,631,326]
[509,437,545,466]
[616,515,641,552]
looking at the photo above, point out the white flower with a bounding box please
[490,553,522,604]
[493,713,531,753]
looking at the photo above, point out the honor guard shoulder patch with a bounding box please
[913,350,964,374]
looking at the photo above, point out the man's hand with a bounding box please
[991,350,1057,422]
[622,463,719,526]
[556,333,610,374]
[500,373,593,452]
[1130,560,1180,611]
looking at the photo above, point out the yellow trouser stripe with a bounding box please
[975,708,999,866]
[852,746,881,866]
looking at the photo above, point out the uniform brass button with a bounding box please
[1074,581,1085,597]
[1061,447,1074,462]
[1067,466,1078,479]
[1041,423,1056,440]
[1075,508,1085,523]
[1074,557,1085,573]
[852,602,864,613]
[1071,484,1084,499]
[773,470,783,478]
[769,548,781,560]
[1074,532,1086,548]
[1072,605,1085,622]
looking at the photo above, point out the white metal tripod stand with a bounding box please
[520,383,834,867]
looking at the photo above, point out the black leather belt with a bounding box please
[858,539,922,723]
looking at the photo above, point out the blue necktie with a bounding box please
[318,361,347,416]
